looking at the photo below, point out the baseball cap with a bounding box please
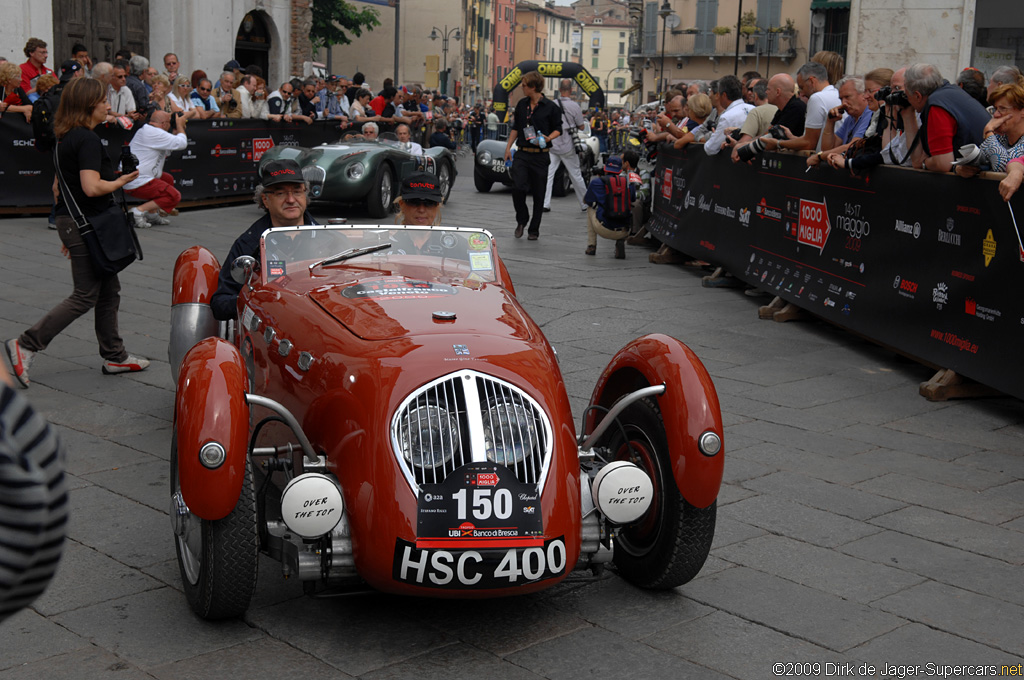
[326,75,341,83]
[604,156,623,174]
[60,60,83,82]
[223,59,241,71]
[261,159,304,187]
[400,171,443,203]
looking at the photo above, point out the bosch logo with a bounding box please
[893,276,917,293]
[12,139,35,147]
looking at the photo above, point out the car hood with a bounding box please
[307,270,536,342]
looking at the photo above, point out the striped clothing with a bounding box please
[0,384,67,623]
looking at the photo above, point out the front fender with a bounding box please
[585,334,723,508]
[175,338,250,520]
[169,246,221,380]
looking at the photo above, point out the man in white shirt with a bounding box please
[395,124,424,154]
[123,110,189,226]
[542,79,588,212]
[107,64,138,117]
[704,75,754,155]
[760,62,841,153]
[237,74,258,118]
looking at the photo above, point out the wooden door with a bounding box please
[52,0,149,66]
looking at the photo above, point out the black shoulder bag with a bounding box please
[53,142,143,276]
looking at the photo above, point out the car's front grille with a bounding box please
[390,369,553,493]
[302,165,326,185]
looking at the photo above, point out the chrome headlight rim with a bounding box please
[482,401,538,466]
[397,403,459,470]
[346,161,365,180]
[478,150,493,165]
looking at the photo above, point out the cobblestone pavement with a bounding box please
[1,153,1022,679]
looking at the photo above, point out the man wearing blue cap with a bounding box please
[582,155,638,259]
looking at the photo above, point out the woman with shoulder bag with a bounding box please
[5,77,150,387]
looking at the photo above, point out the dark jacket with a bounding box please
[919,82,990,158]
[211,211,317,320]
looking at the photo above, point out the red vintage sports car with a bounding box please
[169,224,723,619]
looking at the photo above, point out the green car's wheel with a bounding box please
[474,168,493,193]
[367,163,395,218]
[438,160,454,203]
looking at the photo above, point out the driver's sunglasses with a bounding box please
[405,199,439,207]
[281,89,293,97]
[198,86,211,92]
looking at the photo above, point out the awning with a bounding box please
[810,0,851,9]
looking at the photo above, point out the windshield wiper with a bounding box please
[309,243,392,271]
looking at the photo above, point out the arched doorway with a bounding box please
[235,11,271,78]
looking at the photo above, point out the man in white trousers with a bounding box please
[543,79,588,212]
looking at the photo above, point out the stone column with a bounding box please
[291,0,314,77]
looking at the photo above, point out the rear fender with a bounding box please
[175,337,250,520]
[169,246,222,379]
[585,334,723,508]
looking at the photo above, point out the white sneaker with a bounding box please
[102,354,151,375]
[5,338,34,387]
[130,209,150,229]
[144,212,170,226]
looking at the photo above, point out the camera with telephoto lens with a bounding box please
[119,145,139,174]
[735,125,787,163]
[876,85,910,108]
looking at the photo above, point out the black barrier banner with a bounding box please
[0,117,342,207]
[648,145,1024,400]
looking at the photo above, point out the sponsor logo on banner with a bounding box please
[738,208,750,225]
[714,203,735,219]
[893,275,918,299]
[698,194,712,212]
[797,198,831,253]
[983,229,997,266]
[180,178,194,187]
[894,219,920,239]
[824,297,835,308]
[933,282,948,309]
[12,139,34,147]
[252,137,275,163]
[684,190,695,209]
[662,168,672,199]
[211,144,238,158]
[755,198,782,221]
[938,217,961,246]
[18,169,41,176]
[965,298,1001,321]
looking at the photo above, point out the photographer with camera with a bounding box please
[704,76,753,155]
[123,109,188,227]
[732,74,806,163]
[807,76,874,168]
[757,63,840,154]
[902,63,990,173]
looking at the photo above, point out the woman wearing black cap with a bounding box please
[390,171,460,255]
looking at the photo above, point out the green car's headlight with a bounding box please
[478,151,493,165]
[347,161,365,180]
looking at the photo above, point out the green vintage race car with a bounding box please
[258,132,457,218]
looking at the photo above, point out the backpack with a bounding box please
[602,175,632,221]
[32,86,61,153]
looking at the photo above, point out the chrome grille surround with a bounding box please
[301,165,326,185]
[390,369,553,494]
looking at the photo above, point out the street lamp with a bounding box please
[429,25,462,95]
[657,1,675,100]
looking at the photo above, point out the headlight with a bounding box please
[347,161,364,180]
[483,402,537,466]
[397,405,458,469]
[478,151,493,165]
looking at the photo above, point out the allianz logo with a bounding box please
[894,219,921,239]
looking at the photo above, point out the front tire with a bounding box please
[552,164,570,197]
[605,397,716,589]
[474,168,493,192]
[367,163,395,218]
[437,160,454,203]
[170,437,258,619]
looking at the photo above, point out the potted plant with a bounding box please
[712,25,731,36]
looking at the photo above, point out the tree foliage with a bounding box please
[310,0,382,51]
